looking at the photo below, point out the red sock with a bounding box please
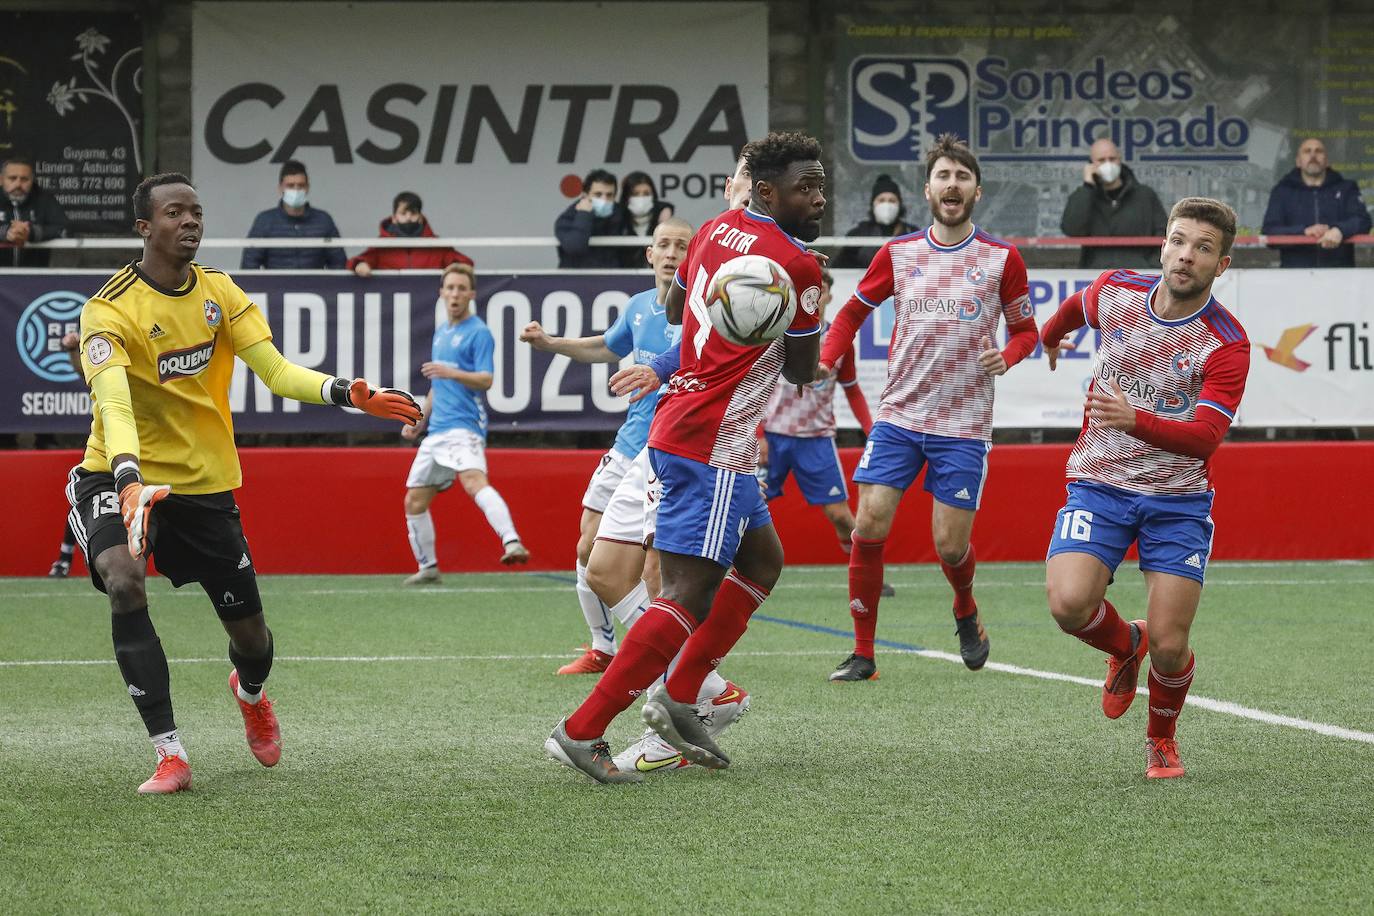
[1147,654,1195,739]
[1064,599,1134,659]
[665,572,768,703]
[849,535,885,658]
[941,544,977,619]
[564,599,696,740]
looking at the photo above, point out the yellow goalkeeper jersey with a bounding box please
[79,261,273,494]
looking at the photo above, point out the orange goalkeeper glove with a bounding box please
[119,481,171,560]
[328,377,423,425]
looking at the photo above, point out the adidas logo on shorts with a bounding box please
[955,487,971,500]
[1185,553,1203,569]
[238,553,251,570]
[828,486,841,496]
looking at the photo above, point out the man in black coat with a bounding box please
[1,154,69,267]
[1262,137,1371,268]
[554,169,625,268]
[1060,139,1167,270]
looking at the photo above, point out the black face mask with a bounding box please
[392,220,423,237]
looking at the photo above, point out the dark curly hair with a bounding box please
[133,172,194,221]
[925,133,980,185]
[744,131,823,186]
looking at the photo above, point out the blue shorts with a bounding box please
[1046,480,1216,583]
[650,449,772,568]
[763,433,848,505]
[851,422,991,510]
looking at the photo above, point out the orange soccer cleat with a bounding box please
[1146,737,1185,779]
[137,751,192,795]
[229,670,282,767]
[1102,619,1149,719]
[556,647,614,675]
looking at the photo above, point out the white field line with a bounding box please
[2,646,1372,747]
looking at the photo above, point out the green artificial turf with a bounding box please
[2,563,1371,914]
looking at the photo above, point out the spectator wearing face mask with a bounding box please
[833,174,917,269]
[1,153,70,268]
[348,191,474,277]
[241,160,347,269]
[617,170,675,267]
[554,169,625,268]
[1060,138,1167,269]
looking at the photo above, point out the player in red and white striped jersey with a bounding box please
[1040,197,1249,779]
[819,134,1039,681]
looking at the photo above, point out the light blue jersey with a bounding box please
[428,313,495,438]
[603,288,679,459]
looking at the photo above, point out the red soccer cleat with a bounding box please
[1146,737,1185,779]
[1102,619,1149,719]
[229,669,282,767]
[137,751,192,795]
[556,647,613,675]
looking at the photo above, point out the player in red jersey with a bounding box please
[819,134,1039,681]
[545,131,826,782]
[1040,197,1247,779]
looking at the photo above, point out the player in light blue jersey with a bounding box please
[519,218,692,673]
[401,263,527,582]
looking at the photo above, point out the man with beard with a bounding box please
[1039,198,1248,779]
[1,153,69,267]
[545,131,826,782]
[818,134,1039,683]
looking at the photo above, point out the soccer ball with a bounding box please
[705,255,797,346]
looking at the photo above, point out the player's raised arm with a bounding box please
[820,242,893,373]
[518,318,620,364]
[993,247,1039,373]
[236,340,421,424]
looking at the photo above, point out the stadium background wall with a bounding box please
[9,443,1371,577]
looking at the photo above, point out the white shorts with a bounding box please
[596,448,660,547]
[406,427,487,490]
[581,449,635,513]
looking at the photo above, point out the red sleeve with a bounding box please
[446,249,474,267]
[1129,340,1248,459]
[1039,290,1088,347]
[1195,337,1250,422]
[995,247,1038,367]
[821,296,868,368]
[783,251,824,336]
[346,247,380,270]
[836,341,858,385]
[854,242,895,308]
[843,387,873,435]
[673,222,710,291]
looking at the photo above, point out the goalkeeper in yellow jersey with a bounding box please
[67,173,421,795]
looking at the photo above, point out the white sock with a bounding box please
[577,560,617,655]
[472,486,518,546]
[406,511,438,570]
[236,682,263,705]
[151,730,186,761]
[609,579,650,629]
[697,669,729,704]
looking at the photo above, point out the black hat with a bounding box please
[870,174,902,202]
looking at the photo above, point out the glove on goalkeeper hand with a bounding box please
[119,482,172,560]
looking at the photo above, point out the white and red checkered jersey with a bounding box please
[763,328,857,438]
[1067,269,1249,495]
[649,208,824,472]
[850,226,1032,441]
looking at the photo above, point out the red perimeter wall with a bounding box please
[7,443,1371,577]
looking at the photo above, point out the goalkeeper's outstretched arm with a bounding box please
[237,339,423,424]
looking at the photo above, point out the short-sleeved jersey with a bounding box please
[854,226,1032,441]
[649,208,824,472]
[603,288,680,459]
[763,324,857,438]
[1067,269,1249,495]
[79,261,273,494]
[429,313,495,439]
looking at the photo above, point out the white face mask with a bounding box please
[627,195,654,218]
[281,188,308,208]
[873,201,900,225]
[1096,162,1122,184]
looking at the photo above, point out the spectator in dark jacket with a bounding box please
[1059,139,1168,270]
[617,170,675,267]
[555,169,625,268]
[348,191,474,277]
[1,154,69,267]
[1262,137,1371,268]
[242,160,346,269]
[833,174,918,269]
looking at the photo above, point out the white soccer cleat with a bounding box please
[700,680,751,736]
[614,728,690,774]
[403,566,441,586]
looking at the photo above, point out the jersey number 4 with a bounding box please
[687,266,713,358]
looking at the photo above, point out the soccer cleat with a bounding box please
[48,558,71,578]
[829,653,878,682]
[556,647,613,675]
[229,670,281,767]
[954,610,990,670]
[641,684,730,769]
[701,681,751,734]
[1102,619,1149,719]
[614,728,691,774]
[880,582,896,597]
[137,751,192,795]
[544,719,642,784]
[500,541,530,565]
[403,566,441,586]
[1145,737,1185,779]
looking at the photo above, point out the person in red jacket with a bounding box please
[348,191,474,276]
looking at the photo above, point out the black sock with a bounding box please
[229,630,273,694]
[111,608,175,736]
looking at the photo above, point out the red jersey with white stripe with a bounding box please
[1068,269,1249,494]
[649,208,823,472]
[854,226,1032,441]
[763,326,856,438]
